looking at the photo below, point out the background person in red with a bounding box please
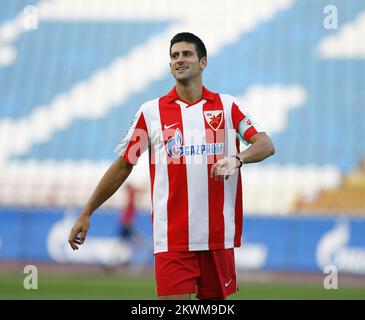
[109,183,146,271]
[118,183,138,243]
[68,32,275,300]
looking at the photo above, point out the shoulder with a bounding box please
[217,93,240,107]
[217,93,235,99]
[139,97,160,113]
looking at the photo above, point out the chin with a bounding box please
[174,73,191,81]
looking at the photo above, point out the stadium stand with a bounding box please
[0,0,365,215]
[1,0,365,281]
[295,158,365,214]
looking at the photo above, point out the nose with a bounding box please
[176,53,185,64]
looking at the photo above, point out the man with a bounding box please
[68,32,275,300]
[118,184,139,243]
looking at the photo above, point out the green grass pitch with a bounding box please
[0,274,364,300]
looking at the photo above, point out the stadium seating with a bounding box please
[1,0,365,214]
[295,159,365,214]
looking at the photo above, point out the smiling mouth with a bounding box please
[176,66,188,72]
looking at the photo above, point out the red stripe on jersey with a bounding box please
[234,137,243,246]
[231,103,245,131]
[234,170,243,246]
[203,95,225,249]
[122,112,149,165]
[159,97,189,251]
[149,146,155,246]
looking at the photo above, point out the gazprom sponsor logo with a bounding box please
[316,221,365,274]
[167,128,224,158]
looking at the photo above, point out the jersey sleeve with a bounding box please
[231,97,265,145]
[114,106,149,165]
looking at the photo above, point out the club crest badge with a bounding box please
[203,110,223,131]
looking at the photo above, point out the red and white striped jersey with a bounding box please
[115,87,263,254]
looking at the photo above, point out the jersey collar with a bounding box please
[165,86,215,104]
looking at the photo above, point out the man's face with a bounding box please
[170,41,207,82]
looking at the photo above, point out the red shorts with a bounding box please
[154,248,238,299]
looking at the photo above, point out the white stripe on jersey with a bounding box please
[114,107,144,157]
[220,94,239,248]
[142,99,169,253]
[177,100,210,251]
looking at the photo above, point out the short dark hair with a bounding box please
[170,32,207,60]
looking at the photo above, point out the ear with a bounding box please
[200,57,207,70]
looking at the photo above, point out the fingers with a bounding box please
[68,229,79,250]
[210,160,227,181]
[68,227,85,251]
[210,162,218,179]
[68,218,90,251]
[79,229,87,244]
[73,237,83,245]
[211,163,225,181]
[210,158,236,181]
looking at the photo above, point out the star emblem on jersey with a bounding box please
[203,110,223,131]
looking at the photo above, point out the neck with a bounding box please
[175,78,203,104]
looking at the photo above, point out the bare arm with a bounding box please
[68,157,133,250]
[238,132,275,164]
[210,132,275,180]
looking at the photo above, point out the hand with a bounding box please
[210,156,238,181]
[68,215,90,250]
